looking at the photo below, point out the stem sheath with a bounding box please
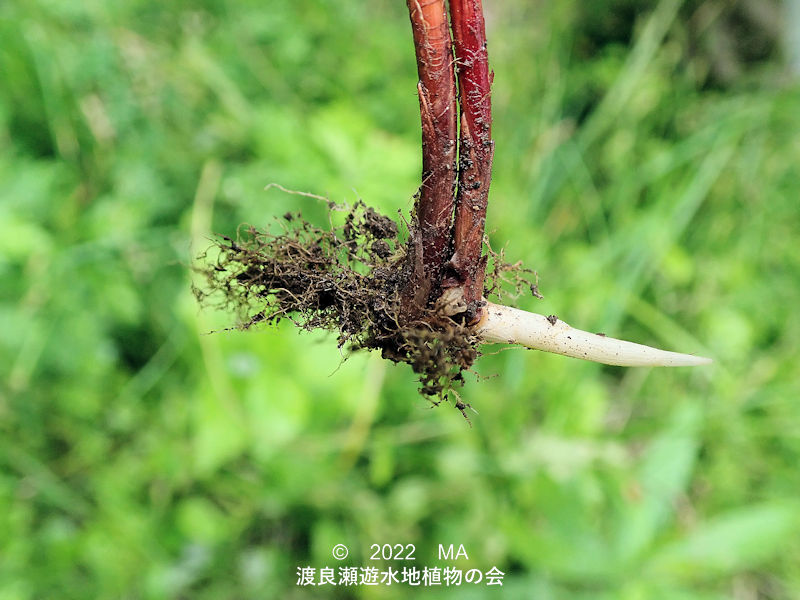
[447,0,494,319]
[406,0,459,308]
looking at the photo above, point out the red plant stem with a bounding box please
[447,0,494,321]
[405,0,459,308]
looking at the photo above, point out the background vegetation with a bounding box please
[2,0,799,597]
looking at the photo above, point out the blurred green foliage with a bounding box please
[1,0,799,598]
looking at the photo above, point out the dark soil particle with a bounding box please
[370,240,391,259]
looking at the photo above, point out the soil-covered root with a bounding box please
[193,201,483,403]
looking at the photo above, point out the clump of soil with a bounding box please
[194,199,536,412]
[194,200,476,407]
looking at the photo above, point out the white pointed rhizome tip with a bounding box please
[475,301,712,367]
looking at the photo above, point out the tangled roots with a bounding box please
[194,200,480,404]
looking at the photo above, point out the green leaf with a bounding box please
[616,403,702,562]
[646,503,800,581]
